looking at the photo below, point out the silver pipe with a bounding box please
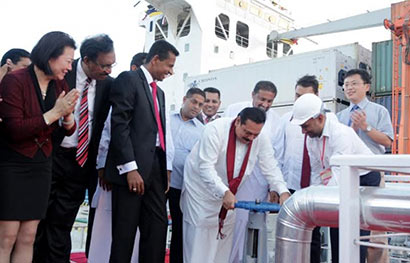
[275,186,410,263]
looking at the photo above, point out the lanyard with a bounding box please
[320,137,326,169]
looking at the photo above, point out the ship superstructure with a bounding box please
[139,0,294,110]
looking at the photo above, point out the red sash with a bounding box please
[217,120,253,239]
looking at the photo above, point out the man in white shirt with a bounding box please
[181,107,290,263]
[291,93,381,263]
[224,81,281,262]
[273,75,322,263]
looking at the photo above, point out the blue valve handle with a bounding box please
[234,201,281,212]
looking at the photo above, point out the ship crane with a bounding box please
[269,1,410,154]
[268,8,390,42]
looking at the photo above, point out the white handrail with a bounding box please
[330,154,410,263]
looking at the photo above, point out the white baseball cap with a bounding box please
[291,93,324,125]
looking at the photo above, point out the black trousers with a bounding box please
[34,147,93,263]
[168,187,183,263]
[330,171,381,263]
[289,189,321,263]
[110,149,167,263]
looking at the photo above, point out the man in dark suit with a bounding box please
[104,40,179,263]
[34,34,115,263]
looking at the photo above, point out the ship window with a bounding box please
[236,21,249,48]
[177,12,191,37]
[283,43,293,55]
[266,35,278,58]
[155,17,168,41]
[215,13,230,40]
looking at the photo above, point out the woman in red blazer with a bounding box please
[0,31,80,262]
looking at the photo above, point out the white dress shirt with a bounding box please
[61,59,96,148]
[224,101,281,182]
[307,113,374,186]
[181,117,288,227]
[273,111,322,190]
[96,107,174,173]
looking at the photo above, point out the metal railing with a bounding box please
[330,154,410,263]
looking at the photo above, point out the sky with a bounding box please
[1,0,401,77]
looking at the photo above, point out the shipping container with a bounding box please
[186,48,357,111]
[371,40,402,97]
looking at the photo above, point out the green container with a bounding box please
[371,40,402,96]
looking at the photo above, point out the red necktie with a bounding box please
[150,82,165,151]
[76,78,91,167]
[300,134,311,188]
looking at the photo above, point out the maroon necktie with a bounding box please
[150,82,165,151]
[300,134,311,188]
[76,78,91,167]
[218,120,253,239]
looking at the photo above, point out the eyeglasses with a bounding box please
[343,81,365,89]
[93,61,117,70]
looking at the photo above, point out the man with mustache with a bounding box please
[197,87,221,124]
[34,34,115,263]
[181,107,289,263]
[224,80,281,262]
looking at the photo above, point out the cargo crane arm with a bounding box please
[269,8,391,42]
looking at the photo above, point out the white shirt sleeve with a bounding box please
[197,125,229,199]
[117,161,138,175]
[96,108,111,170]
[271,115,287,169]
[257,133,289,195]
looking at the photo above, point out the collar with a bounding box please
[77,59,95,86]
[349,97,369,111]
[174,111,201,127]
[141,65,154,84]
[202,111,218,121]
[319,115,331,140]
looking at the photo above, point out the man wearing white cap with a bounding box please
[291,93,381,263]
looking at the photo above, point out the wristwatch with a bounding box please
[365,124,372,132]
